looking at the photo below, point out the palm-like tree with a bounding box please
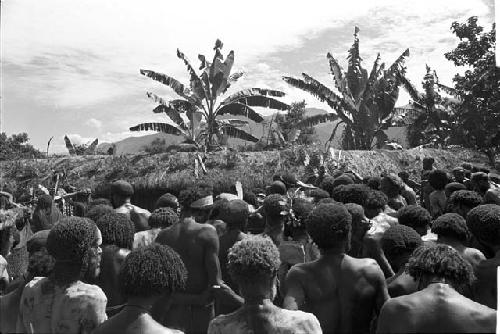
[283,27,410,150]
[394,65,460,147]
[130,39,289,151]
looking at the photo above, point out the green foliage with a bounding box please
[395,65,461,147]
[283,27,409,150]
[132,39,289,151]
[0,132,43,161]
[444,17,499,166]
[64,136,98,156]
[274,101,318,146]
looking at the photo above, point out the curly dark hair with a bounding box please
[96,213,135,249]
[363,190,388,210]
[228,235,280,285]
[428,169,449,191]
[154,193,179,210]
[318,197,338,205]
[365,176,381,190]
[444,182,466,196]
[119,244,187,298]
[381,224,423,259]
[263,194,288,220]
[407,244,475,289]
[398,205,431,230]
[331,184,370,205]
[344,203,365,227]
[178,183,213,209]
[466,204,500,245]
[219,199,249,230]
[268,181,287,195]
[381,174,404,198]
[28,248,55,277]
[306,203,351,250]
[47,217,97,264]
[89,198,113,207]
[308,189,330,202]
[431,213,470,243]
[149,207,179,229]
[447,190,482,211]
[86,204,115,223]
[319,176,336,195]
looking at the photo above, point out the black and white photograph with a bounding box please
[0,0,499,333]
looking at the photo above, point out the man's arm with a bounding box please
[365,260,390,315]
[362,235,395,279]
[203,225,222,286]
[282,266,307,310]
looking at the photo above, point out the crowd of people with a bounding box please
[0,156,499,333]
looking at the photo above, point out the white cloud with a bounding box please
[86,118,102,129]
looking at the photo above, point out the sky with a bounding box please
[1,0,496,153]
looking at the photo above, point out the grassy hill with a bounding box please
[0,146,492,210]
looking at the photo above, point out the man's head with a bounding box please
[285,198,314,238]
[319,176,336,195]
[262,194,288,227]
[471,172,490,194]
[219,199,249,231]
[397,205,432,236]
[96,213,135,250]
[268,181,287,195]
[432,213,470,244]
[110,180,134,208]
[306,203,351,251]
[178,183,214,223]
[408,244,475,291]
[382,224,423,272]
[345,203,370,243]
[365,176,381,191]
[308,189,330,203]
[398,171,410,183]
[331,184,370,205]
[85,204,115,224]
[154,193,179,212]
[27,230,55,278]
[119,244,187,300]
[452,167,465,183]
[428,169,449,191]
[47,217,102,283]
[228,235,280,297]
[447,190,483,218]
[444,182,467,198]
[466,204,500,253]
[423,157,435,170]
[381,174,404,198]
[149,207,179,229]
[363,190,388,219]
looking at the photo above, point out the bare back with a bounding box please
[377,283,496,333]
[473,257,499,309]
[284,254,388,333]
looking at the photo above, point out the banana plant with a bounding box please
[283,27,410,149]
[131,39,289,151]
[393,65,461,147]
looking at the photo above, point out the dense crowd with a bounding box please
[0,156,499,333]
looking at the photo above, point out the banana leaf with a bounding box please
[217,102,264,123]
[294,113,339,129]
[140,70,193,102]
[214,50,235,97]
[64,136,76,156]
[130,122,184,136]
[177,49,208,101]
[326,52,350,98]
[397,73,424,103]
[436,83,459,97]
[221,71,244,95]
[387,49,410,77]
[347,27,366,99]
[153,105,188,130]
[221,88,285,105]
[221,124,259,142]
[219,119,249,127]
[283,76,342,114]
[84,138,98,155]
[237,96,289,111]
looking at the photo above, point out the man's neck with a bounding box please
[438,237,465,251]
[321,246,346,257]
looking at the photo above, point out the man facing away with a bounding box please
[110,180,150,232]
[154,184,221,334]
[466,204,500,309]
[283,203,389,333]
[377,244,496,333]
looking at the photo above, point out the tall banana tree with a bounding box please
[393,65,460,147]
[131,39,289,151]
[283,27,410,150]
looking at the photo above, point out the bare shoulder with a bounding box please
[464,247,486,262]
[66,281,107,304]
[380,294,413,315]
[286,262,312,281]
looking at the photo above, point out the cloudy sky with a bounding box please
[1,0,495,153]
